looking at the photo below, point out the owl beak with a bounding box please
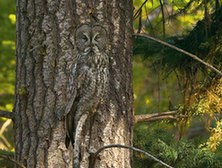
[90,44,95,53]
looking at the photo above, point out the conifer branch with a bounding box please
[134,34,222,76]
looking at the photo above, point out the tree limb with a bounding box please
[134,111,187,123]
[0,154,26,168]
[134,33,222,76]
[0,110,14,119]
[134,0,149,19]
[89,144,173,168]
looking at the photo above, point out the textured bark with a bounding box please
[15,0,133,167]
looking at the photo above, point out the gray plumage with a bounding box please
[65,23,109,148]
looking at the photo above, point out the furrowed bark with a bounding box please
[15,0,76,167]
[15,0,134,167]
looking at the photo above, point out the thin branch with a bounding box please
[0,154,26,168]
[0,110,14,119]
[159,0,165,38]
[136,111,177,118]
[134,34,222,76]
[134,111,187,123]
[134,0,149,19]
[136,115,187,123]
[137,9,143,33]
[90,144,173,168]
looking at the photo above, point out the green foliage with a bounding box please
[134,125,222,168]
[0,0,16,110]
[134,30,219,77]
[191,78,222,117]
[134,1,222,77]
[133,56,182,115]
[133,122,175,167]
[133,1,222,167]
[153,139,222,168]
[0,0,16,151]
[18,85,27,96]
[201,120,222,152]
[133,0,205,36]
[0,149,14,168]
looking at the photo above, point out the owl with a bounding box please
[65,23,109,148]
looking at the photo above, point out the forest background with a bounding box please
[0,0,221,167]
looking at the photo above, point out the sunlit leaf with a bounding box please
[8,14,16,24]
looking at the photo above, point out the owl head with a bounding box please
[75,23,107,55]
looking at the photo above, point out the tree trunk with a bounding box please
[15,0,134,167]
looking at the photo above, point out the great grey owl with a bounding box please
[65,23,109,148]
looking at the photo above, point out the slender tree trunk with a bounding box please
[15,0,134,167]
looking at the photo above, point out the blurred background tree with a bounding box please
[0,0,15,148]
[0,0,16,167]
[0,0,221,167]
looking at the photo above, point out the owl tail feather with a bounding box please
[65,136,70,148]
[65,135,74,148]
[65,103,76,148]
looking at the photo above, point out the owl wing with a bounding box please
[65,63,77,115]
[65,63,79,148]
[65,63,86,148]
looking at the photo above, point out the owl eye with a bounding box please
[94,34,100,41]
[81,35,88,42]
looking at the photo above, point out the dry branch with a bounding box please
[135,111,187,123]
[0,110,14,119]
[90,144,173,168]
[134,34,222,76]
